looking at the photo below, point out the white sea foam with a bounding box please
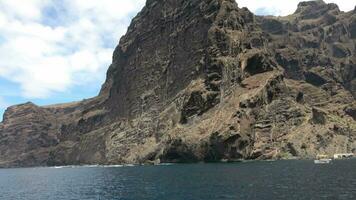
[48,163,175,169]
[50,164,132,169]
[157,163,175,166]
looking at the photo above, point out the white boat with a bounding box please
[314,159,332,164]
[333,153,354,159]
[314,155,332,164]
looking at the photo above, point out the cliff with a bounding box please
[0,0,355,167]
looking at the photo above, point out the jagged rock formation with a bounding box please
[0,0,355,167]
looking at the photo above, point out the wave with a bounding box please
[48,163,175,169]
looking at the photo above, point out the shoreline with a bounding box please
[2,157,356,170]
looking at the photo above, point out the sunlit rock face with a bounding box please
[0,0,355,167]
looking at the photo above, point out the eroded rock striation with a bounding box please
[0,0,355,167]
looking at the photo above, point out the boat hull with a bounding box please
[314,159,332,164]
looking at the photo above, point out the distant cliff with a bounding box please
[0,0,355,167]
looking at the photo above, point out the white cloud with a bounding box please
[0,0,49,21]
[237,0,356,16]
[0,0,354,100]
[0,0,145,98]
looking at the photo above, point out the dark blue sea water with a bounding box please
[0,159,355,200]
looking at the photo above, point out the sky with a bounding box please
[0,0,355,121]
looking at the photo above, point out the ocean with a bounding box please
[0,159,355,200]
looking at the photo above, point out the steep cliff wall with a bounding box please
[0,0,355,167]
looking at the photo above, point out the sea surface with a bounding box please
[0,159,355,200]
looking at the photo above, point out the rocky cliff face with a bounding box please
[0,0,355,167]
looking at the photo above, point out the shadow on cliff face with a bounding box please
[204,132,250,162]
[159,139,198,163]
[158,132,251,163]
[304,72,327,87]
[242,52,274,77]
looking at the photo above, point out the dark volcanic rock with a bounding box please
[345,104,356,120]
[311,108,327,124]
[0,0,355,167]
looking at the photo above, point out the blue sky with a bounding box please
[0,0,355,121]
